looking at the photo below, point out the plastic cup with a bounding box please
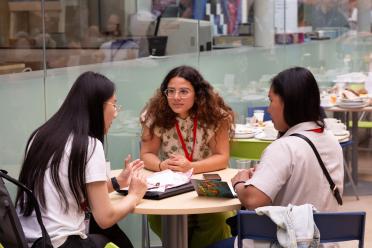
[330,94,337,105]
[236,159,251,169]
[246,117,254,125]
[253,110,264,125]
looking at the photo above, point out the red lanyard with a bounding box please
[306,127,324,133]
[175,117,198,162]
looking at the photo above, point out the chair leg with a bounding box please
[142,215,150,248]
[344,159,359,200]
[358,128,372,151]
[367,128,372,150]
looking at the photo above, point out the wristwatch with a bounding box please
[111,177,121,192]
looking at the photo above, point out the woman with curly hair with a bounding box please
[140,65,235,248]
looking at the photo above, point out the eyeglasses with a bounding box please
[164,88,192,99]
[106,102,122,111]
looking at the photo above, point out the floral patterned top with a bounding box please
[148,116,216,161]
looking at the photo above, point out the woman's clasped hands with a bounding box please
[161,154,192,172]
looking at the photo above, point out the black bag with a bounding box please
[0,169,53,248]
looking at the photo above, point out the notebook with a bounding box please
[117,182,194,200]
[191,179,237,198]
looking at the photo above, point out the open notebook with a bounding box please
[191,179,237,198]
[117,169,194,200]
[117,182,194,200]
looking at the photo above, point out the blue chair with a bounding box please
[247,106,271,121]
[237,210,366,248]
[208,210,366,248]
[340,140,359,200]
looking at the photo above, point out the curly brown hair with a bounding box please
[141,65,235,141]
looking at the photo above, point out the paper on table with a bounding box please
[146,169,193,192]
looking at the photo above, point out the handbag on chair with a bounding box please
[0,169,52,248]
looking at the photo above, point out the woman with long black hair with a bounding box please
[16,71,147,248]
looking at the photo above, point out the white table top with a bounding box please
[110,168,241,215]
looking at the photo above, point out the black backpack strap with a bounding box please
[0,169,53,247]
[289,134,343,205]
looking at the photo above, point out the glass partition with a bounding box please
[0,0,372,247]
[2,0,371,73]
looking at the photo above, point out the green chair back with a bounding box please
[230,139,271,161]
[104,242,119,248]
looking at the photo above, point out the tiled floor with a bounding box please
[339,150,372,247]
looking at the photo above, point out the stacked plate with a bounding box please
[330,129,349,136]
[321,102,335,109]
[337,98,369,109]
[254,132,277,141]
[234,124,256,139]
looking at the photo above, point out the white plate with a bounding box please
[330,130,349,136]
[234,133,255,139]
[254,132,277,141]
[337,102,369,109]
[340,98,365,103]
[321,103,335,109]
[338,137,350,143]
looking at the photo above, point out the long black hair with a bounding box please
[16,71,115,216]
[271,67,325,129]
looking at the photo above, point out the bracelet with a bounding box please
[233,181,245,192]
[158,161,162,171]
[111,177,121,192]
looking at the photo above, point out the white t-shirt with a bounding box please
[18,136,108,247]
[245,121,344,211]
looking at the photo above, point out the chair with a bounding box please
[0,169,52,248]
[230,139,271,161]
[348,111,372,151]
[237,210,366,248]
[355,121,372,151]
[340,140,359,200]
[232,106,271,168]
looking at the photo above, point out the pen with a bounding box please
[147,182,160,190]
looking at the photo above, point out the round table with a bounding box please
[326,105,372,184]
[110,168,241,248]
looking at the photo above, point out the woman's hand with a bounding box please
[231,167,255,186]
[166,154,192,172]
[127,170,147,203]
[117,154,144,187]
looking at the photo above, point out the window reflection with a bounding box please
[0,0,371,74]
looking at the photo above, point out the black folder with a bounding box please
[117,182,194,200]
